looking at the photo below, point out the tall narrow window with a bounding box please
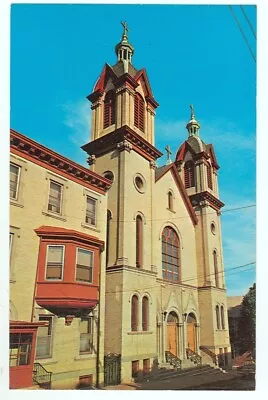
[213,250,219,287]
[142,296,149,331]
[162,227,180,282]
[216,305,220,329]
[207,164,213,190]
[9,233,14,260]
[168,191,173,211]
[221,306,225,330]
[134,93,145,132]
[10,163,20,200]
[136,215,143,267]
[46,245,64,280]
[48,181,62,214]
[80,318,93,354]
[103,90,115,129]
[131,295,138,331]
[76,248,93,283]
[36,316,53,359]
[86,196,96,226]
[184,161,195,188]
[106,210,112,266]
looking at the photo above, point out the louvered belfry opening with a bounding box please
[207,164,213,190]
[103,90,115,129]
[184,161,195,189]
[134,93,145,132]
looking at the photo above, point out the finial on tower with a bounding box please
[165,145,172,165]
[121,21,129,41]
[115,22,134,64]
[186,104,200,137]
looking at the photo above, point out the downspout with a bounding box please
[96,249,103,389]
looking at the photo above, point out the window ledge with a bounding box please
[35,358,57,365]
[127,331,153,335]
[42,211,66,222]
[81,223,100,233]
[10,200,24,208]
[74,354,96,361]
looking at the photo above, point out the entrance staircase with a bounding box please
[32,362,52,389]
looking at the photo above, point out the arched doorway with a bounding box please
[187,313,196,351]
[166,311,179,356]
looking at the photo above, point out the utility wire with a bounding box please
[240,5,256,39]
[228,5,256,63]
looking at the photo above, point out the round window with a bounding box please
[134,174,146,193]
[103,171,114,182]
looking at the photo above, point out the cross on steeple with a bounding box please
[121,21,129,40]
[190,104,195,120]
[165,145,172,165]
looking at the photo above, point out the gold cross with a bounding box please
[165,145,172,163]
[121,21,129,36]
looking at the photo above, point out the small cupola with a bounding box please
[115,21,134,64]
[186,105,200,137]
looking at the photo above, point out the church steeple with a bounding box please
[115,22,134,64]
[186,105,200,137]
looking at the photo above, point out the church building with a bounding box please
[81,23,231,383]
[9,23,231,389]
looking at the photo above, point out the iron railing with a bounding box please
[186,348,202,367]
[199,346,218,366]
[165,351,182,370]
[33,362,52,389]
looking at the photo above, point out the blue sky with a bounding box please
[10,3,256,296]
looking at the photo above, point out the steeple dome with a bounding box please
[115,22,134,64]
[186,105,200,137]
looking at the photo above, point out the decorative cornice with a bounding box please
[190,191,225,211]
[87,154,96,166]
[81,125,163,161]
[114,73,139,90]
[87,89,104,103]
[10,129,112,194]
[106,264,157,277]
[34,225,105,251]
[117,140,133,152]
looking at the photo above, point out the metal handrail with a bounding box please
[33,362,52,389]
[165,351,182,370]
[199,345,218,366]
[186,348,202,367]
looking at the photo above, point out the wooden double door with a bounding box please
[187,315,196,351]
[167,323,178,356]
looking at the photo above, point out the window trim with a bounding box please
[75,247,94,284]
[35,315,53,360]
[45,244,65,281]
[85,195,97,227]
[131,294,139,332]
[220,305,225,330]
[161,226,181,283]
[10,162,21,201]
[216,305,221,330]
[136,215,143,268]
[79,317,94,355]
[47,179,63,215]
[142,296,149,331]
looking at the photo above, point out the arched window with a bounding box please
[162,226,180,282]
[106,210,112,266]
[142,296,149,331]
[136,215,143,268]
[103,90,115,129]
[168,191,173,211]
[207,164,213,190]
[184,161,195,188]
[213,250,219,288]
[131,295,138,331]
[216,305,220,329]
[134,93,145,132]
[221,306,225,330]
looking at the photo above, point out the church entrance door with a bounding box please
[166,312,179,356]
[187,314,196,351]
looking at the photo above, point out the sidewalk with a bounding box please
[103,383,139,390]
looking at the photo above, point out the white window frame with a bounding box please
[75,247,94,284]
[79,317,94,354]
[47,180,63,215]
[85,195,97,227]
[10,163,21,201]
[45,245,65,281]
[35,315,54,360]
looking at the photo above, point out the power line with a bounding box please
[228,5,256,63]
[240,5,256,39]
[105,261,256,295]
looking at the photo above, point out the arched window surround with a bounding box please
[213,249,219,288]
[103,90,115,129]
[220,305,225,330]
[142,296,149,331]
[216,305,220,330]
[136,214,144,268]
[134,93,145,132]
[131,294,139,332]
[184,160,195,189]
[167,190,174,211]
[161,226,181,283]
